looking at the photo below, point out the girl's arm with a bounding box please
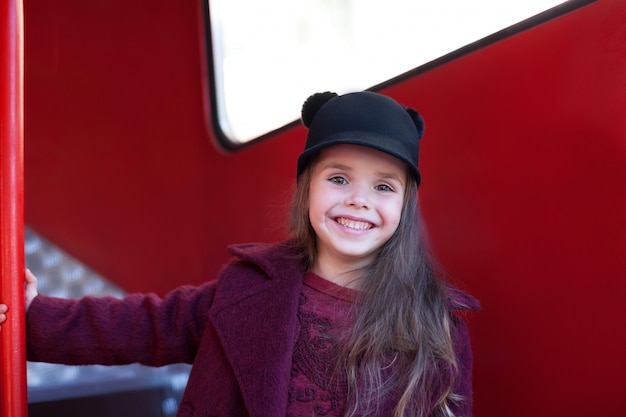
[25,275,217,367]
[450,315,475,417]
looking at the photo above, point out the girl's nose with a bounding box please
[345,185,370,209]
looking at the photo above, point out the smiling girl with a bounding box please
[307,144,406,287]
[0,91,478,417]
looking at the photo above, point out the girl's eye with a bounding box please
[375,184,394,192]
[329,176,348,185]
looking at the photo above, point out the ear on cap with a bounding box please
[301,92,338,128]
[406,108,425,139]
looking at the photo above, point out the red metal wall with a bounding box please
[23,0,625,416]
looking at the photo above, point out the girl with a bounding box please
[0,91,479,417]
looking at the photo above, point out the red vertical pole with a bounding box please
[0,0,26,416]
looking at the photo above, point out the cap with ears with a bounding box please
[297,91,424,185]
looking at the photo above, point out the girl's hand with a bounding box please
[0,269,39,331]
[25,269,39,311]
[0,304,7,330]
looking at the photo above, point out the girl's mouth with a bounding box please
[336,217,373,231]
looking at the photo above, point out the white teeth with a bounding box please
[337,217,372,230]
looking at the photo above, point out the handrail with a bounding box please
[0,0,27,416]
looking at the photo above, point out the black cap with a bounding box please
[298,91,424,185]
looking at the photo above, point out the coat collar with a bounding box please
[210,240,305,417]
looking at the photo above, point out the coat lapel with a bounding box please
[210,241,304,417]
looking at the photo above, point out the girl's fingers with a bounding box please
[0,305,6,326]
[25,268,38,285]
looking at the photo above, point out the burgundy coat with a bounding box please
[27,240,479,417]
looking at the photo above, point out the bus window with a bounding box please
[205,0,575,145]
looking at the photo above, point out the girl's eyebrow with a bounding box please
[378,172,404,183]
[319,162,352,171]
[320,162,404,184]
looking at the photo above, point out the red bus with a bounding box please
[2,0,625,416]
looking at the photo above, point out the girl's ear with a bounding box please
[301,92,338,127]
[406,108,425,140]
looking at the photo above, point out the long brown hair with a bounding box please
[289,158,462,417]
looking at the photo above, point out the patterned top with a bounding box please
[287,272,357,417]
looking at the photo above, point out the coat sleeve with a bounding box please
[26,280,217,367]
[449,314,475,417]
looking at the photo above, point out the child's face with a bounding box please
[308,144,406,275]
